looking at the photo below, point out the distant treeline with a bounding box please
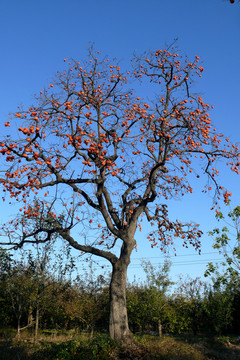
[0,245,239,340]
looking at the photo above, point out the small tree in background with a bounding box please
[0,248,14,328]
[205,205,240,333]
[202,280,234,335]
[127,260,172,335]
[0,241,76,340]
[175,277,204,335]
[0,45,239,343]
[5,255,36,339]
[205,205,240,284]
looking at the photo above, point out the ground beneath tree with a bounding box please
[1,334,240,360]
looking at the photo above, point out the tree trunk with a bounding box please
[158,319,162,338]
[17,301,22,340]
[17,315,21,340]
[28,305,34,327]
[90,326,94,338]
[109,259,132,344]
[34,304,40,343]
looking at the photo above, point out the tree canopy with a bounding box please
[0,45,239,342]
[1,46,239,252]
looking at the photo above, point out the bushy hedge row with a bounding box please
[0,248,239,337]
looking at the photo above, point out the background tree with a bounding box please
[6,255,36,339]
[202,280,234,335]
[0,248,14,328]
[142,260,172,337]
[204,204,240,333]
[77,272,109,336]
[175,277,204,335]
[0,45,239,343]
[127,260,172,336]
[0,241,76,340]
[205,205,240,283]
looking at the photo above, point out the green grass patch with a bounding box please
[1,332,240,360]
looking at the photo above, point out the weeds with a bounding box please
[1,331,240,360]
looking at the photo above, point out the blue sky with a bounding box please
[0,0,240,284]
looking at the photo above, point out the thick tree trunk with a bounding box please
[109,260,132,344]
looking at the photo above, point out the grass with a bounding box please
[138,335,240,360]
[0,330,240,360]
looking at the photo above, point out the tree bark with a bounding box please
[109,257,133,344]
[28,305,34,327]
[158,319,162,338]
[17,315,21,340]
[17,300,22,340]
[34,303,40,343]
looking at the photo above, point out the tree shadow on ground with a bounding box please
[0,340,31,360]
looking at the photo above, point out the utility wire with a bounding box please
[76,258,224,271]
[130,251,230,260]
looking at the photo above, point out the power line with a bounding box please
[128,259,223,269]
[92,251,225,266]
[76,258,224,271]
[130,251,229,261]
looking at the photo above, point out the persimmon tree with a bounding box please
[0,45,239,343]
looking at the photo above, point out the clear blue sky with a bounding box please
[0,0,240,284]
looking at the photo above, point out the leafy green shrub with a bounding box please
[88,334,117,359]
[35,334,117,360]
[54,340,79,359]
